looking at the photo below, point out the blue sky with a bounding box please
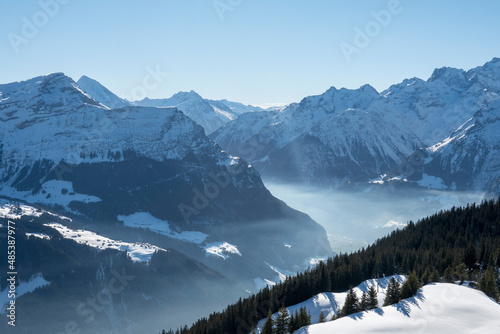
[1,0,500,105]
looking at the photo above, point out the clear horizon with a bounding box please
[1,0,500,105]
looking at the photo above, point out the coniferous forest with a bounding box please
[162,199,500,334]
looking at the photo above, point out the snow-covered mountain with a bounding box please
[211,58,500,194]
[77,75,130,109]
[133,91,266,134]
[0,73,332,285]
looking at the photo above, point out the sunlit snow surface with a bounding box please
[0,201,43,219]
[118,212,208,244]
[255,277,500,334]
[204,242,242,259]
[26,233,51,240]
[294,283,500,334]
[45,223,166,262]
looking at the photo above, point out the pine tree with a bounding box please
[360,291,368,311]
[367,285,379,310]
[383,277,401,306]
[298,306,311,327]
[275,304,290,334]
[455,263,468,284]
[464,244,477,270]
[479,265,499,301]
[318,310,326,323]
[430,269,441,283]
[400,272,420,299]
[341,287,359,316]
[421,267,432,285]
[443,266,454,283]
[262,309,274,334]
[289,309,299,333]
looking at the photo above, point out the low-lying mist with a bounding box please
[264,181,485,254]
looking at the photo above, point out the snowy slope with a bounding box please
[295,283,500,334]
[255,275,406,332]
[207,99,269,115]
[45,223,167,262]
[76,75,130,109]
[421,99,500,195]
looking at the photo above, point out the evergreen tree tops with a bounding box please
[341,287,359,316]
[275,305,290,334]
[261,305,311,334]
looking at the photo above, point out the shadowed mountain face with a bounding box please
[211,58,500,196]
[0,73,333,332]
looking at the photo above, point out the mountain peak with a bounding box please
[76,75,130,109]
[359,83,378,94]
[488,57,500,64]
[428,66,467,87]
[0,72,101,109]
[172,90,204,101]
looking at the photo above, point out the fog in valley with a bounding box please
[265,182,486,254]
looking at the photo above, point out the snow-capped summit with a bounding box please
[428,66,468,87]
[77,75,130,109]
[0,72,100,110]
[134,90,238,134]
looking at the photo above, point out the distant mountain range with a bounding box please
[211,58,500,196]
[77,59,500,197]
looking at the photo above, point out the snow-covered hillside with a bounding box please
[295,283,500,334]
[255,275,406,332]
